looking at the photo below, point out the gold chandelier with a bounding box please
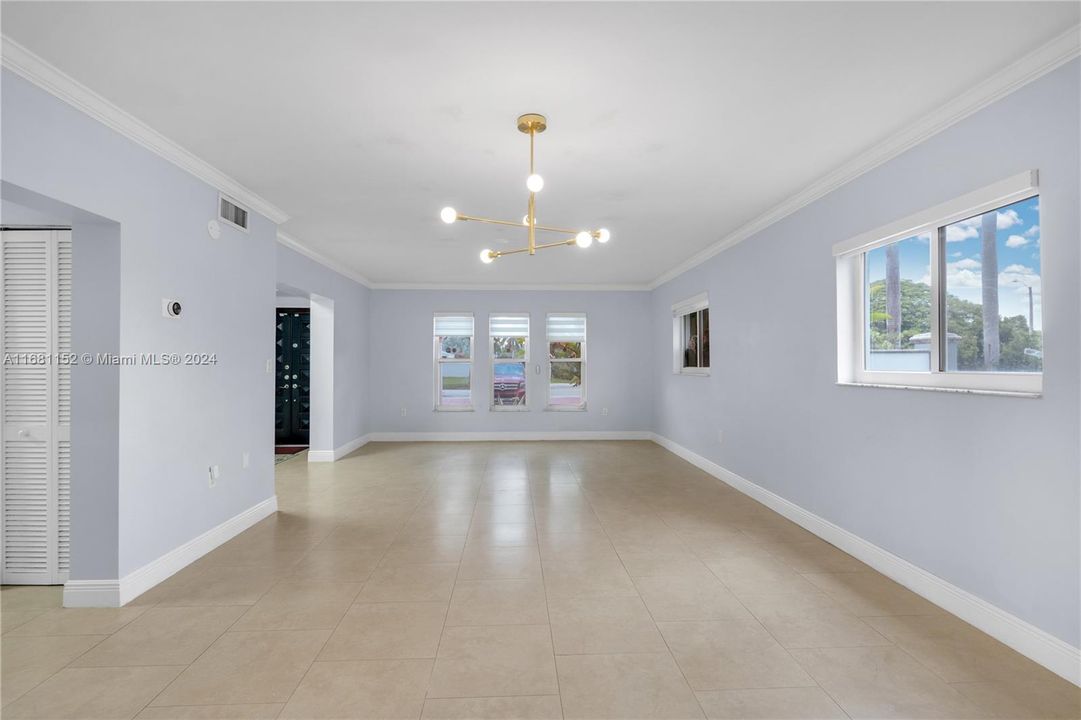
[439,113,610,263]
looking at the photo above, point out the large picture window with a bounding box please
[672,293,709,375]
[547,314,586,410]
[835,170,1042,395]
[490,314,529,409]
[434,314,473,410]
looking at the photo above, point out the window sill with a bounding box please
[676,368,710,377]
[837,382,1041,399]
[545,405,586,412]
[434,407,474,412]
[490,405,529,412]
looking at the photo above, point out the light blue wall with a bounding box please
[650,60,1081,647]
[368,290,652,433]
[2,69,278,578]
[276,244,371,449]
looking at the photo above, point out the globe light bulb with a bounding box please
[526,174,544,193]
[440,207,457,224]
[480,248,495,264]
[575,231,593,248]
[597,228,611,243]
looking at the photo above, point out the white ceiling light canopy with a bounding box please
[438,113,611,265]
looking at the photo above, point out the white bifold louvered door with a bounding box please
[0,229,72,584]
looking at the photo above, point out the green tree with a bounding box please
[868,279,931,350]
[868,279,1042,371]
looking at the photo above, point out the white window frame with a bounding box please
[834,170,1042,396]
[672,292,709,376]
[546,313,587,411]
[433,313,474,411]
[489,313,530,412]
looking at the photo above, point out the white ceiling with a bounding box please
[2,2,1077,286]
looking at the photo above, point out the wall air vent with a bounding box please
[219,194,249,232]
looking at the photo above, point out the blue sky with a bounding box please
[866,196,1041,330]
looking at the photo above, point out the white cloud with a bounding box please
[945,221,979,242]
[1023,224,1040,238]
[997,209,1022,229]
[998,264,1041,292]
[948,268,982,288]
[1005,234,1029,248]
[950,251,962,258]
[952,257,981,271]
[945,210,1022,242]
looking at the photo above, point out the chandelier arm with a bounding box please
[456,214,524,229]
[493,238,575,258]
[529,191,536,256]
[534,237,577,251]
[457,213,581,236]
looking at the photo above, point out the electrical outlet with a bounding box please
[602,407,609,416]
[208,464,220,488]
[717,430,724,444]
[401,407,407,417]
[242,451,250,469]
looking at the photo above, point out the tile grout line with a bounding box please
[280,463,445,719]
[532,460,570,720]
[590,492,712,719]
[421,456,486,715]
[693,514,859,718]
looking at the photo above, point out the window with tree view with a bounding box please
[864,233,932,371]
[434,314,473,410]
[490,314,529,408]
[840,171,1042,394]
[547,314,585,409]
[943,197,1041,373]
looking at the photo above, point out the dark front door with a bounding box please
[275,309,311,446]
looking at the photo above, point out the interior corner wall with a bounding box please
[2,68,278,580]
[69,222,121,580]
[367,289,652,433]
[649,59,1081,650]
[275,243,371,450]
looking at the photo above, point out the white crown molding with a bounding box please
[648,24,1081,290]
[6,24,1075,291]
[370,282,650,292]
[650,433,1081,687]
[0,35,291,225]
[276,231,373,288]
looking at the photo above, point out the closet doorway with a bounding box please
[0,229,72,585]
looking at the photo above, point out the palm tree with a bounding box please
[980,212,1000,369]
[885,244,901,346]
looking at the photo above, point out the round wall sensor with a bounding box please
[207,219,222,239]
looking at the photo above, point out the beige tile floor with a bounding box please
[2,441,1079,719]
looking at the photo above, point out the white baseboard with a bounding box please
[650,433,1081,687]
[308,434,371,462]
[62,580,121,608]
[368,431,652,442]
[62,496,278,608]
